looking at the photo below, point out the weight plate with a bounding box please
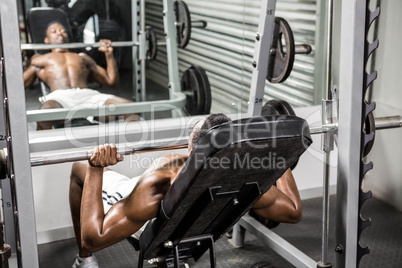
[181,66,205,115]
[174,0,191,49]
[146,26,158,60]
[261,99,296,116]
[267,17,295,84]
[261,99,298,170]
[192,65,212,114]
[363,111,375,157]
[0,150,7,179]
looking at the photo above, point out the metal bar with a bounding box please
[335,0,368,266]
[309,115,402,136]
[309,124,338,135]
[0,0,39,267]
[247,0,277,116]
[239,215,317,268]
[319,99,335,267]
[321,151,331,266]
[132,0,140,100]
[26,115,402,167]
[140,0,146,101]
[30,138,188,166]
[163,0,181,117]
[21,41,139,50]
[374,115,402,130]
[325,0,334,100]
[191,20,207,29]
[26,92,187,122]
[269,44,312,55]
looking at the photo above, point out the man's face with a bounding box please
[188,120,204,153]
[44,23,69,44]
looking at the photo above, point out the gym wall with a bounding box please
[145,0,324,114]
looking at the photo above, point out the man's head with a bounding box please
[44,22,69,44]
[188,113,231,152]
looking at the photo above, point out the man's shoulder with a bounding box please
[140,154,188,179]
[153,154,188,167]
[30,53,48,61]
[144,154,187,172]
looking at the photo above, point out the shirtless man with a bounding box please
[69,113,302,268]
[23,22,137,130]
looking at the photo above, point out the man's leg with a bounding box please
[37,100,65,130]
[103,96,141,122]
[70,162,92,258]
[251,169,302,224]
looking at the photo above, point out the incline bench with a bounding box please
[128,115,312,267]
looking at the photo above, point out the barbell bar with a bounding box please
[1,115,401,170]
[20,40,167,51]
[30,138,189,167]
[309,115,401,134]
[270,44,312,56]
[24,115,402,167]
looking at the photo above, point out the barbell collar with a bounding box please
[270,44,312,56]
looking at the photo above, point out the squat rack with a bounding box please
[234,0,394,268]
[0,0,400,268]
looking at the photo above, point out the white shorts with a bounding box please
[102,170,140,213]
[102,170,148,239]
[39,88,115,109]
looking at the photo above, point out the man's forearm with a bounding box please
[80,165,105,247]
[23,66,36,89]
[105,52,119,88]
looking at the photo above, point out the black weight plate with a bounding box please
[146,26,158,60]
[363,111,375,157]
[181,67,205,115]
[261,99,298,170]
[267,17,295,83]
[0,149,7,179]
[261,99,296,116]
[192,65,211,114]
[174,0,191,49]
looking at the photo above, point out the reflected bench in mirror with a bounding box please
[127,115,312,268]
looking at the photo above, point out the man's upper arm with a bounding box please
[23,63,37,88]
[81,53,113,86]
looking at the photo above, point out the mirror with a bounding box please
[18,0,324,133]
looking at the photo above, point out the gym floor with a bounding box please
[37,195,402,268]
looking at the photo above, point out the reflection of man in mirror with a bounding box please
[23,22,139,130]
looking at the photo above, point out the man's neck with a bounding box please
[52,48,69,53]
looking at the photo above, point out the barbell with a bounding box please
[0,113,400,176]
[174,0,207,49]
[267,17,312,84]
[21,26,160,61]
[181,65,212,116]
[21,0,207,57]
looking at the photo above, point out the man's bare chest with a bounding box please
[46,52,86,67]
